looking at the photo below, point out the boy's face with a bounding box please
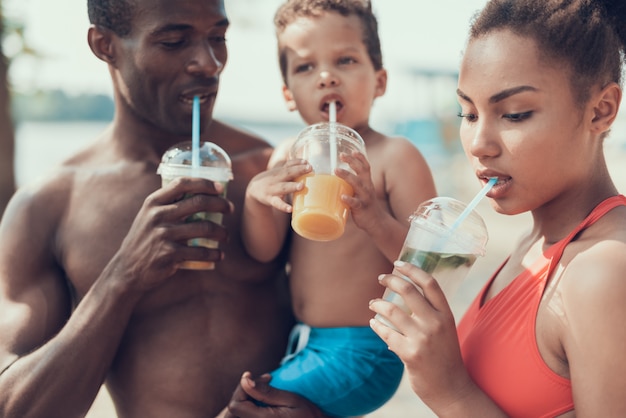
[111,0,228,136]
[278,12,386,129]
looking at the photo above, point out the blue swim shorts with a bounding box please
[269,324,404,418]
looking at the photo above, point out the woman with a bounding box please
[370,0,626,416]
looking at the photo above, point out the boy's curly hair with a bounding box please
[274,0,383,82]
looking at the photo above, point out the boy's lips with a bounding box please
[320,96,344,112]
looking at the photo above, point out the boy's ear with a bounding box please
[282,85,298,112]
[373,68,388,98]
[590,82,621,135]
[88,25,117,66]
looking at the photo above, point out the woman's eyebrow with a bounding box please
[456,85,538,104]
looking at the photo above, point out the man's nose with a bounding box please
[186,42,225,77]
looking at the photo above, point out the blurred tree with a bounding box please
[0,0,16,220]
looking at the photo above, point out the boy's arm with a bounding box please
[241,142,310,263]
[340,137,437,262]
[241,174,292,263]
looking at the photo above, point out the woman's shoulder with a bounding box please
[561,206,626,304]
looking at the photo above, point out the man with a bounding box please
[0,0,292,416]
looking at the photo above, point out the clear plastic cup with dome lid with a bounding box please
[157,141,233,270]
[375,196,489,331]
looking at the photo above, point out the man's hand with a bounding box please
[224,372,328,418]
[105,176,231,293]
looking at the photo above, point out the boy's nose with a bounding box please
[318,70,339,88]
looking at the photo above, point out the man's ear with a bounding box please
[88,25,117,66]
[590,82,621,135]
[282,85,297,112]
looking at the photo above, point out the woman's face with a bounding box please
[456,29,596,216]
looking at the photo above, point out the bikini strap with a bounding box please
[557,195,626,249]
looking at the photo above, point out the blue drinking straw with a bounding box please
[449,177,497,231]
[191,95,200,174]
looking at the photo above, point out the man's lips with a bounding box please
[180,92,214,105]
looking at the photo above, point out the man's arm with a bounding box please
[0,176,229,417]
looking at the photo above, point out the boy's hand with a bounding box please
[336,151,385,233]
[246,159,311,213]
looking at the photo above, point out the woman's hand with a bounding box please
[369,260,475,412]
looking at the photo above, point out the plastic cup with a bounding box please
[289,122,366,241]
[376,197,488,331]
[157,141,233,270]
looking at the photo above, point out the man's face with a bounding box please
[113,0,229,136]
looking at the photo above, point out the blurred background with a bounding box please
[1,1,625,417]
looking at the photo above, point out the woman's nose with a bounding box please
[463,121,501,160]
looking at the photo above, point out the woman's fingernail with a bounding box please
[394,260,406,268]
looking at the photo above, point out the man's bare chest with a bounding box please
[58,171,160,297]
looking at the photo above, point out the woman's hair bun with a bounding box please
[597,0,626,49]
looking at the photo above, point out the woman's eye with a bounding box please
[457,112,478,123]
[504,111,532,122]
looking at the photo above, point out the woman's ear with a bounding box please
[88,25,117,66]
[590,82,622,135]
[282,85,298,112]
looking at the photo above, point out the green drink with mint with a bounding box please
[376,197,488,330]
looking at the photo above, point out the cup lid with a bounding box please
[157,141,233,182]
[409,196,489,255]
[289,122,366,158]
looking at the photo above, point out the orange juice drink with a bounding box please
[289,122,366,241]
[291,173,353,241]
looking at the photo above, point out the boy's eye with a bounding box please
[504,111,532,122]
[294,63,313,73]
[338,56,356,65]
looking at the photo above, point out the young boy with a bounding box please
[234,1,437,416]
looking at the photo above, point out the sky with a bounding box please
[3,0,489,124]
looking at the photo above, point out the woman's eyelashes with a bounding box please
[457,110,533,123]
